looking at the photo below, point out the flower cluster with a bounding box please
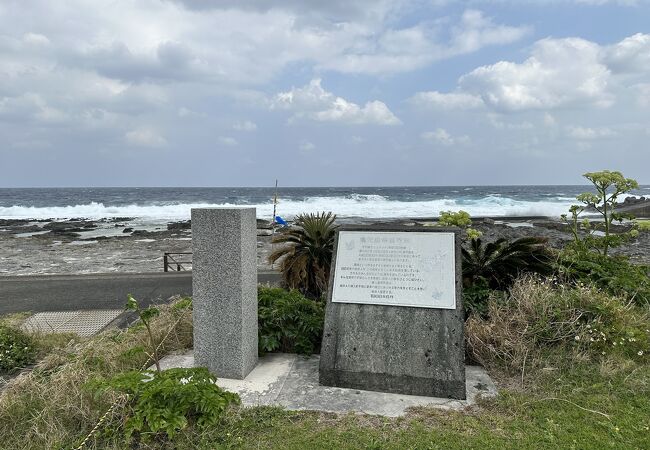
[574,320,649,360]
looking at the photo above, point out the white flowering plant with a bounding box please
[555,282,649,360]
[572,312,649,361]
[0,324,36,373]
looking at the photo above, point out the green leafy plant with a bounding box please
[462,277,494,318]
[437,210,482,240]
[269,211,337,299]
[258,287,325,355]
[95,368,240,439]
[438,210,472,228]
[0,324,36,373]
[562,170,639,255]
[126,294,161,371]
[462,237,553,289]
[557,250,650,306]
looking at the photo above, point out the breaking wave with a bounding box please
[0,195,576,220]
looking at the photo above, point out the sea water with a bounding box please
[0,185,648,221]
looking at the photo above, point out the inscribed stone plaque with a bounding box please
[319,226,466,399]
[331,231,456,309]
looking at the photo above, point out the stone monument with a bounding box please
[319,225,466,399]
[191,207,258,379]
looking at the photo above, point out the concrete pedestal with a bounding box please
[191,207,258,379]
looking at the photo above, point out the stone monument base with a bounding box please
[159,352,497,417]
[318,302,467,399]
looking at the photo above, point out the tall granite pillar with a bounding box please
[191,207,258,379]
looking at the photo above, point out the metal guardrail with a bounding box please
[163,252,192,272]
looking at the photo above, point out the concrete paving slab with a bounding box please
[22,309,123,337]
[159,352,497,417]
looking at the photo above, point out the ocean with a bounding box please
[0,186,648,222]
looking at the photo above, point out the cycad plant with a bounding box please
[462,236,553,289]
[268,212,337,299]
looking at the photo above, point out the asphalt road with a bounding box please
[0,271,281,315]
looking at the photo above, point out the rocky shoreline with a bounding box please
[1,212,649,276]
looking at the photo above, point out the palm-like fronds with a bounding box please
[462,236,553,289]
[268,212,337,299]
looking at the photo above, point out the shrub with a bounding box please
[466,277,650,375]
[0,324,36,373]
[258,287,325,355]
[557,250,650,306]
[461,277,493,319]
[438,210,472,228]
[462,236,554,289]
[94,367,239,440]
[636,219,650,232]
[437,210,482,240]
[268,211,337,299]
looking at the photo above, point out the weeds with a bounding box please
[0,325,36,374]
[466,277,650,380]
[0,297,192,449]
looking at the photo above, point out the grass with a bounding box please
[0,299,193,449]
[123,356,648,450]
[0,291,648,449]
[152,355,648,450]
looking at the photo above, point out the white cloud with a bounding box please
[299,140,315,153]
[416,33,650,116]
[636,83,650,106]
[0,93,68,123]
[410,91,484,110]
[604,33,650,74]
[272,79,400,125]
[233,120,257,131]
[566,125,617,139]
[420,128,470,146]
[450,10,532,55]
[543,112,557,127]
[125,128,167,147]
[487,114,534,129]
[218,136,238,146]
[177,106,205,117]
[319,10,530,75]
[459,37,614,111]
[23,32,51,46]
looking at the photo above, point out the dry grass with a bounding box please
[466,276,650,386]
[0,298,193,450]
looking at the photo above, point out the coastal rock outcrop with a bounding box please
[616,196,650,218]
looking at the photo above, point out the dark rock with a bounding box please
[49,231,80,239]
[0,219,30,227]
[616,196,650,218]
[7,225,43,234]
[167,221,191,231]
[44,220,97,232]
[101,217,135,223]
[131,230,158,237]
[123,228,133,233]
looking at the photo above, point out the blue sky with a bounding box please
[1,0,649,187]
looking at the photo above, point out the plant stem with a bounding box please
[143,319,161,372]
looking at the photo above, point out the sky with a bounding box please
[0,0,649,187]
